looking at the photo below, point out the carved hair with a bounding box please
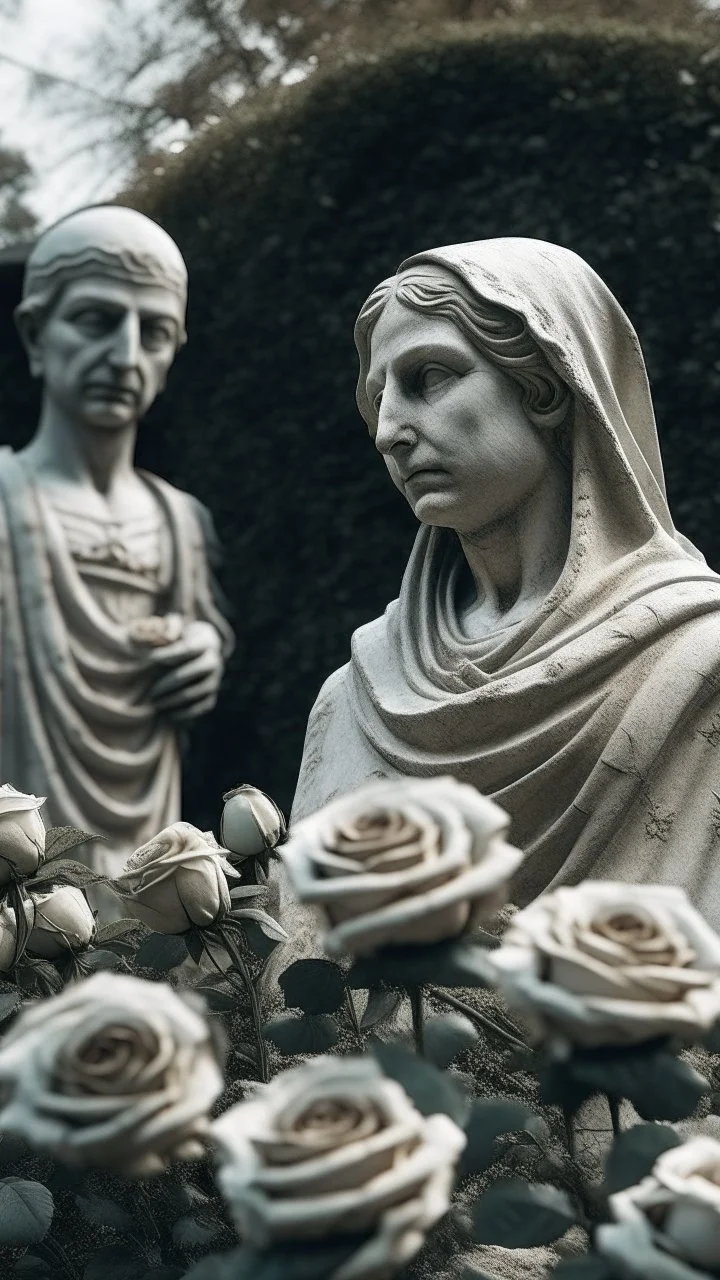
[354,267,573,460]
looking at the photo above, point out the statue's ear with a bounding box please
[14,305,45,377]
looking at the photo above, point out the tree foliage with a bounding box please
[0,142,36,248]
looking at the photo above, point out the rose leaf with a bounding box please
[191,982,238,1013]
[83,1245,148,1280]
[75,1192,135,1233]
[424,1011,479,1068]
[26,858,106,888]
[278,958,346,1015]
[348,938,493,989]
[372,1040,470,1125]
[569,1045,709,1121]
[180,1249,247,1279]
[361,988,402,1030]
[14,959,63,997]
[263,1012,340,1055]
[0,1178,54,1246]
[552,1259,617,1279]
[472,1180,577,1248]
[537,1058,597,1116]
[603,1123,682,1193]
[171,1215,224,1248]
[459,1100,549,1177]
[0,989,20,1023]
[237,917,284,959]
[96,918,146,944]
[135,932,190,971]
[12,1254,52,1279]
[78,949,126,972]
[43,826,102,860]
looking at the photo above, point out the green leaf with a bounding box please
[361,988,402,1030]
[75,1192,134,1232]
[135,932,189,971]
[227,908,288,942]
[604,1123,682,1193]
[263,1012,339,1055]
[538,1058,596,1115]
[192,982,238,1013]
[552,1260,616,1279]
[472,1180,577,1248]
[96,918,145,944]
[348,938,493,989]
[172,1215,224,1248]
[0,989,20,1022]
[0,1179,54,1245]
[459,1100,548,1177]
[237,916,283,959]
[184,930,206,965]
[229,885,267,901]
[43,826,101,860]
[570,1044,709,1121]
[279,958,346,1015]
[372,1041,470,1125]
[13,1256,52,1279]
[181,1254,245,1280]
[83,1246,147,1280]
[78,949,125,972]
[424,1011,478,1068]
[27,858,105,888]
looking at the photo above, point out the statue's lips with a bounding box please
[84,384,139,404]
[401,467,449,484]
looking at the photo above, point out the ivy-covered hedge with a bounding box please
[2,26,720,822]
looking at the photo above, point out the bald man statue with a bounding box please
[3,204,233,907]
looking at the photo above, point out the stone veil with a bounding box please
[292,238,720,928]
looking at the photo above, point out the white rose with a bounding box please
[27,886,96,958]
[486,883,720,1048]
[280,776,523,957]
[0,972,224,1176]
[114,821,240,933]
[221,784,287,862]
[0,784,46,886]
[599,1137,720,1276]
[212,1055,466,1280]
[0,897,34,971]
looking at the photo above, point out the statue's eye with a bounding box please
[418,364,455,394]
[70,308,114,335]
[141,320,175,350]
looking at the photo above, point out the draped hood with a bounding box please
[292,238,720,926]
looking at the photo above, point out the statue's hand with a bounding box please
[145,620,224,724]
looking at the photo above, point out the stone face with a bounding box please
[2,205,233,915]
[290,237,720,930]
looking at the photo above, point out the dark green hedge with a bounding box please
[2,27,720,823]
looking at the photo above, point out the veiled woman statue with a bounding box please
[291,237,720,928]
[1,204,233,898]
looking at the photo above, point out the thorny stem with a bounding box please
[217,926,269,1084]
[408,985,425,1056]
[428,986,526,1051]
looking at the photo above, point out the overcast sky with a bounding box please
[0,0,143,227]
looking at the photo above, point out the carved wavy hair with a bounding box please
[354,267,573,462]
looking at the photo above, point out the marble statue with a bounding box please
[291,237,720,929]
[2,204,234,900]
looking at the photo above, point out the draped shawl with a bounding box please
[292,238,720,929]
[0,448,234,871]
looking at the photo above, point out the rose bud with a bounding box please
[27,886,96,958]
[0,784,47,886]
[221,784,287,862]
[0,897,35,972]
[114,820,240,934]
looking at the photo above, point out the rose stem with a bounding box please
[607,1093,621,1137]
[408,985,425,1055]
[562,1107,576,1161]
[428,987,526,1051]
[344,987,363,1049]
[38,1238,81,1280]
[217,927,270,1083]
